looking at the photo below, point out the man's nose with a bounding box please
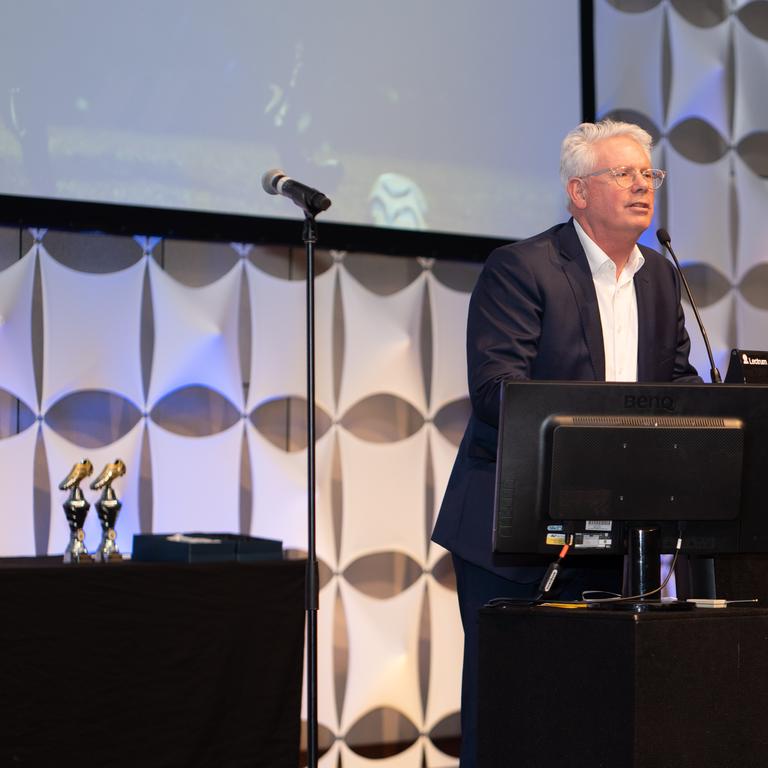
[632,170,650,191]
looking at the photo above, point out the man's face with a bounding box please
[579,135,654,240]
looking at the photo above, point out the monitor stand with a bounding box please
[595,525,694,612]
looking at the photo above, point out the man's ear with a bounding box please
[567,177,588,210]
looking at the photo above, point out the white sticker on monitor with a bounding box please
[585,520,613,532]
[574,533,613,549]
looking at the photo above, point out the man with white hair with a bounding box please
[431,119,701,767]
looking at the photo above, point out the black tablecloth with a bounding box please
[0,557,306,768]
[478,604,768,768]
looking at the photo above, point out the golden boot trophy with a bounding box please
[59,459,94,563]
[91,459,126,562]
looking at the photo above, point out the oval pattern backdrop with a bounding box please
[0,2,767,765]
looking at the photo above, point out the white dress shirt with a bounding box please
[573,219,645,382]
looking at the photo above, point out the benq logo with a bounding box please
[624,394,676,412]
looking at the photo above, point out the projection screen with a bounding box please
[0,1,584,242]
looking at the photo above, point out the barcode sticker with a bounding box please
[585,520,612,532]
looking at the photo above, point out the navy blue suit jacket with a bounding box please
[431,219,701,577]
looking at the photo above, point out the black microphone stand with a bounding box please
[263,175,329,767]
[656,229,720,601]
[656,229,721,383]
[303,211,320,768]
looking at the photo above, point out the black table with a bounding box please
[0,557,305,768]
[478,604,768,768]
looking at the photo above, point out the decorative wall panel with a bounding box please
[147,258,243,410]
[337,269,426,416]
[427,273,470,417]
[248,422,336,568]
[0,246,36,410]
[667,10,730,136]
[147,419,242,534]
[424,578,463,731]
[245,261,336,416]
[735,154,768,278]
[39,247,145,412]
[337,426,428,571]
[427,425,460,570]
[0,425,36,556]
[339,577,425,733]
[595,0,665,127]
[665,150,731,277]
[734,16,768,141]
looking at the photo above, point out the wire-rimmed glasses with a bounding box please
[581,166,667,190]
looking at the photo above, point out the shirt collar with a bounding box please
[573,218,645,280]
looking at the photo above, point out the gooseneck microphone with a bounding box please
[656,228,722,383]
[261,169,331,217]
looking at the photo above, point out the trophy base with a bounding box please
[63,552,95,565]
[94,551,123,563]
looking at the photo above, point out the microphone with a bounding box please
[261,169,331,216]
[656,228,721,383]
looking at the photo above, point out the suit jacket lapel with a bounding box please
[634,254,655,381]
[556,221,605,380]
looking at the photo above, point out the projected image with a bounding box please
[0,1,578,240]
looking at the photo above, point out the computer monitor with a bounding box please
[492,381,768,559]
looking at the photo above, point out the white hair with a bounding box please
[559,119,653,189]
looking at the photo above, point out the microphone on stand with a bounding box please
[261,169,331,216]
[656,228,721,383]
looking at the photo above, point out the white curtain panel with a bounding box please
[247,422,335,567]
[318,742,340,768]
[0,424,37,556]
[0,245,37,410]
[634,143,667,252]
[43,420,144,557]
[733,17,768,141]
[424,737,459,768]
[666,9,731,137]
[684,294,734,379]
[427,425,459,570]
[337,268,426,416]
[147,258,244,411]
[339,739,423,768]
[424,578,462,731]
[39,248,145,413]
[736,301,768,352]
[337,426,428,571]
[595,0,665,129]
[338,577,425,734]
[735,154,768,281]
[301,576,339,734]
[245,261,335,417]
[666,149,732,279]
[427,273,470,418]
[147,419,242,534]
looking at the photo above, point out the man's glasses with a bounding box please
[581,166,667,190]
